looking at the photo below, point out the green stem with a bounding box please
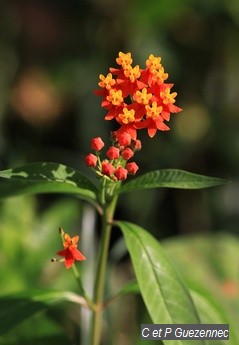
[72,264,95,310]
[90,193,118,345]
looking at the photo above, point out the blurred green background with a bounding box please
[0,1,238,344]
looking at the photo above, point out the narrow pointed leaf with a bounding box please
[190,290,234,345]
[0,289,88,335]
[0,162,98,203]
[119,169,228,194]
[117,221,205,345]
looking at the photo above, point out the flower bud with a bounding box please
[126,162,139,175]
[132,139,142,151]
[117,132,131,147]
[107,146,120,160]
[91,137,105,151]
[101,161,115,176]
[85,153,97,167]
[121,148,134,160]
[114,167,128,180]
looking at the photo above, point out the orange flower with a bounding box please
[57,233,86,269]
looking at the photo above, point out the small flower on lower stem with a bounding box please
[57,233,86,269]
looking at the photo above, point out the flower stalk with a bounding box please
[90,190,119,345]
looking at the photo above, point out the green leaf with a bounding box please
[119,169,228,194]
[162,233,239,345]
[106,280,140,306]
[0,162,98,203]
[191,290,226,323]
[0,289,88,335]
[117,221,205,345]
[115,279,140,297]
[3,335,73,345]
[190,290,236,345]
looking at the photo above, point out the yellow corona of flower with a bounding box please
[123,65,141,83]
[116,52,133,68]
[133,88,152,105]
[160,88,177,105]
[106,89,123,106]
[98,73,116,90]
[118,108,135,124]
[152,68,168,84]
[146,54,162,72]
[146,102,163,120]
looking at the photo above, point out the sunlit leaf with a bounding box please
[120,169,228,194]
[0,162,98,204]
[117,221,205,345]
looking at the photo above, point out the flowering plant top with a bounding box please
[96,52,182,139]
[85,52,182,183]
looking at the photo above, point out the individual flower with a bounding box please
[133,88,152,105]
[118,108,135,125]
[98,73,116,90]
[116,52,133,68]
[91,137,105,151]
[106,89,124,106]
[137,101,170,137]
[123,65,141,83]
[57,233,86,269]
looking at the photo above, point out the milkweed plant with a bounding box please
[0,52,228,345]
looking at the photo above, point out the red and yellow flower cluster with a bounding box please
[95,52,182,139]
[85,134,140,181]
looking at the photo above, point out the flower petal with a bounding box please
[71,248,86,261]
[64,248,75,268]
[57,249,68,257]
